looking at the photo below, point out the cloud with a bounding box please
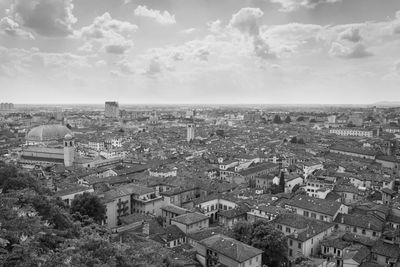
[145,57,163,77]
[229,8,277,60]
[339,27,362,42]
[0,17,34,39]
[394,11,400,34]
[80,12,137,39]
[134,5,176,25]
[7,0,77,37]
[181,28,195,34]
[0,46,89,77]
[78,12,137,54]
[229,7,264,36]
[329,42,372,59]
[270,0,342,12]
[105,42,133,54]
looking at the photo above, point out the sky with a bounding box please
[1,0,400,104]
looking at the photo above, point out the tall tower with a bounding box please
[105,101,120,119]
[187,124,195,142]
[64,134,75,167]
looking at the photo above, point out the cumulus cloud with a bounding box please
[0,17,34,39]
[7,0,77,37]
[339,27,362,42]
[80,12,137,39]
[329,42,372,59]
[78,12,137,54]
[229,7,264,36]
[229,8,276,60]
[270,0,341,12]
[134,5,176,25]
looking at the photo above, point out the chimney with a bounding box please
[142,221,150,236]
[341,216,344,224]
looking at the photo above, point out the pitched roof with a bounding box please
[287,195,342,216]
[335,213,384,232]
[371,240,400,258]
[171,212,208,225]
[200,234,262,263]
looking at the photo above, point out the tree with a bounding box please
[71,193,106,223]
[270,184,281,195]
[284,116,292,123]
[309,119,316,123]
[292,184,300,193]
[290,136,298,144]
[233,221,288,267]
[297,138,305,145]
[279,172,285,193]
[273,115,282,124]
[296,116,304,122]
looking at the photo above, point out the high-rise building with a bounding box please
[105,101,119,118]
[0,103,14,111]
[187,124,195,142]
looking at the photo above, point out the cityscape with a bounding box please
[2,0,400,267]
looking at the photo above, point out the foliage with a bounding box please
[233,220,288,267]
[292,184,300,193]
[296,116,304,122]
[71,192,106,223]
[284,116,292,123]
[273,115,282,124]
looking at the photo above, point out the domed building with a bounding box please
[21,124,75,167]
[26,124,72,145]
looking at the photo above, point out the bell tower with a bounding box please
[63,134,75,167]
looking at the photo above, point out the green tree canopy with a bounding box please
[71,193,106,223]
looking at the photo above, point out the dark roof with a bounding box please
[287,195,342,216]
[334,214,384,232]
[275,213,334,241]
[187,227,229,242]
[219,206,249,219]
[238,162,279,176]
[371,240,400,258]
[171,212,208,225]
[200,234,262,263]
[161,205,189,215]
[321,237,350,250]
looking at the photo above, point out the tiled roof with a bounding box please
[335,213,384,232]
[238,162,278,176]
[371,240,400,258]
[171,212,208,225]
[161,205,189,215]
[287,195,342,216]
[219,206,249,219]
[187,227,228,241]
[200,234,262,263]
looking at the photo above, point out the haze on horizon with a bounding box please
[1,0,400,104]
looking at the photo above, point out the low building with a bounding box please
[334,214,384,240]
[195,234,263,267]
[286,195,347,222]
[171,212,209,234]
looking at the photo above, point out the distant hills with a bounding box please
[373,101,400,107]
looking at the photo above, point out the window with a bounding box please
[286,227,291,233]
[311,213,316,219]
[373,231,377,237]
[353,227,357,233]
[249,259,252,265]
[304,211,309,217]
[289,240,293,246]
[289,249,293,257]
[298,242,302,249]
[362,229,366,235]
[311,238,313,244]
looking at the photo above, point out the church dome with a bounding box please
[64,133,73,140]
[26,125,72,142]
